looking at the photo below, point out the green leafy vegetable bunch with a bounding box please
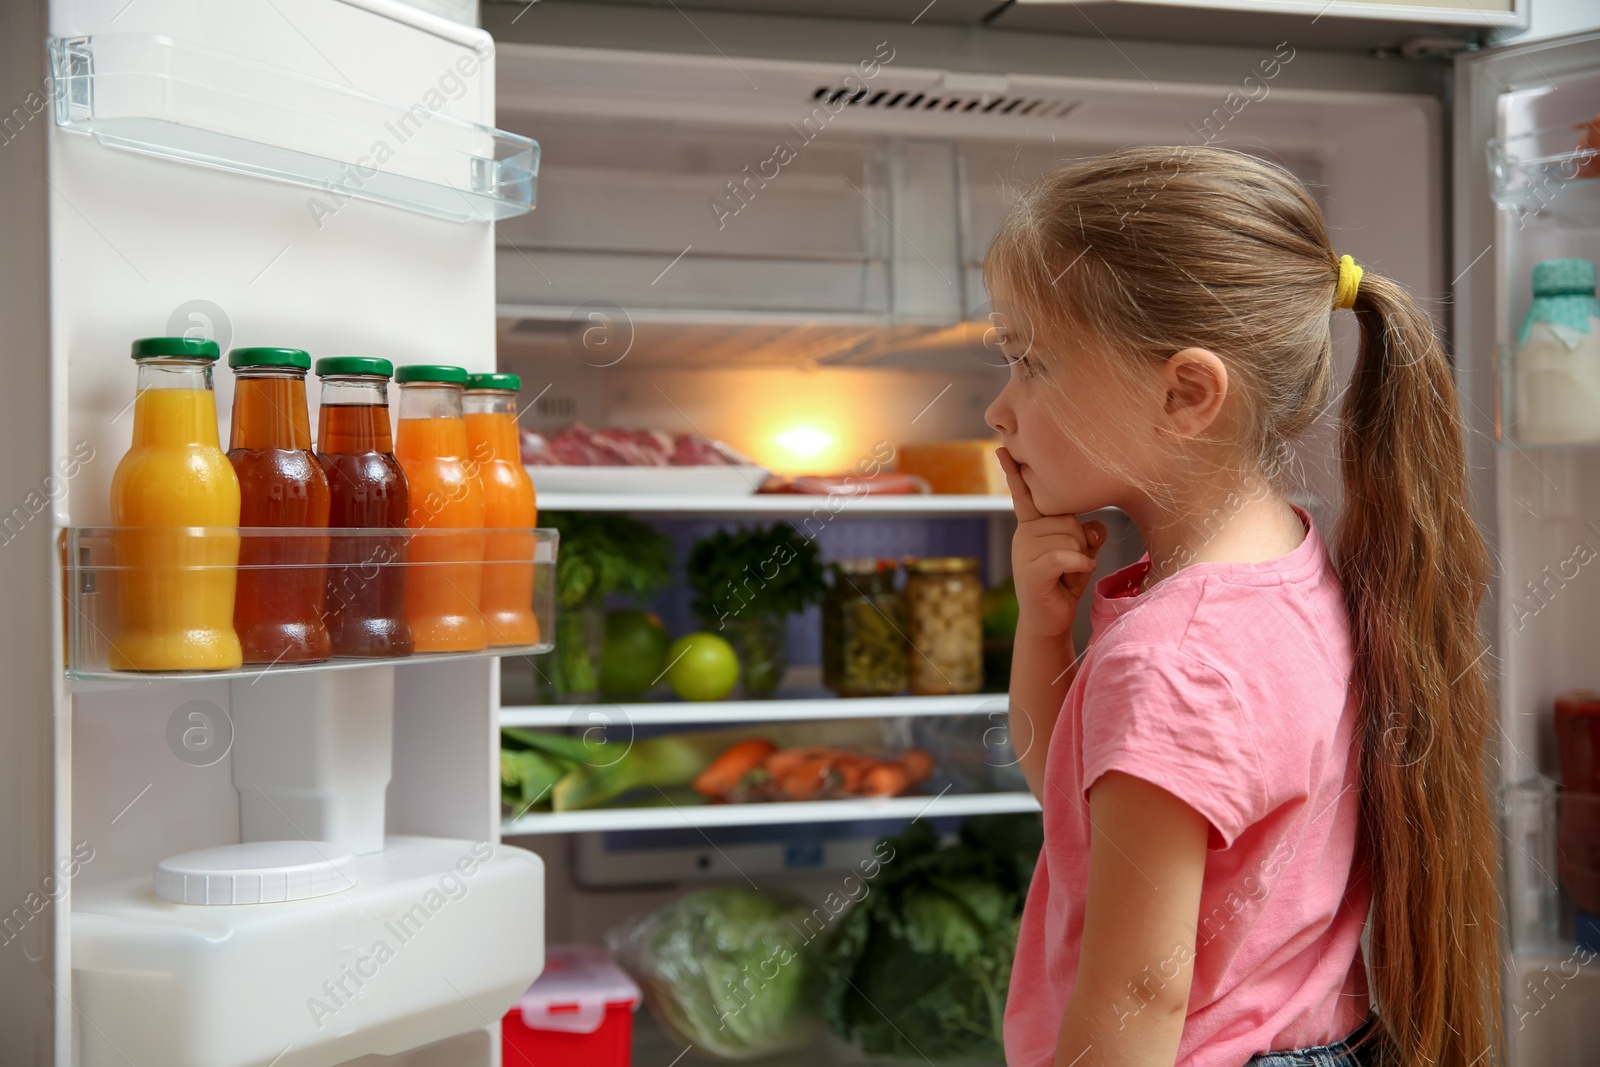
[686,523,825,628]
[543,511,673,610]
[823,813,1043,1060]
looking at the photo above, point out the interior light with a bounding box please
[773,426,834,459]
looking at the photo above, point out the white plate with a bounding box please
[525,465,769,496]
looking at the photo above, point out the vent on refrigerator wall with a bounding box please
[811,85,1080,120]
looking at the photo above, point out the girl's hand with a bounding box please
[997,447,1106,638]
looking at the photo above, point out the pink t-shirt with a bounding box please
[1004,505,1372,1067]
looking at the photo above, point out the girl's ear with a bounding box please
[1159,347,1229,438]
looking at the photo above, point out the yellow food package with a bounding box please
[896,439,1008,495]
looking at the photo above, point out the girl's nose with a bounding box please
[985,388,1015,436]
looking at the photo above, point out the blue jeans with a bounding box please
[1242,1015,1378,1067]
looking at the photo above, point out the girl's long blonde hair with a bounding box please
[985,146,1503,1067]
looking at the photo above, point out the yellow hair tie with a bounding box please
[1334,254,1363,310]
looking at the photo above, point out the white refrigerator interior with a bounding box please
[1456,28,1600,1067]
[7,0,548,1064]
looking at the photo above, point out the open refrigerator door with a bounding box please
[1455,26,1600,1066]
[1,0,553,1064]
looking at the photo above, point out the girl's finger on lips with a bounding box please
[996,446,1043,522]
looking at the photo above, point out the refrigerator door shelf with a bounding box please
[61,526,557,683]
[72,836,545,1067]
[49,33,538,223]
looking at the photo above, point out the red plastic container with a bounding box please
[503,943,642,1067]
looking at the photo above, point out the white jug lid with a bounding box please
[155,841,357,905]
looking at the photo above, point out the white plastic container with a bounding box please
[72,836,544,1067]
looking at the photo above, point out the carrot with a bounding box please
[764,745,838,778]
[833,755,871,793]
[860,764,910,797]
[897,748,933,785]
[780,756,835,800]
[693,738,778,798]
[763,747,813,778]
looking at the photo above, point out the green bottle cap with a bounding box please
[228,347,311,370]
[1532,258,1597,296]
[465,372,521,392]
[315,356,394,378]
[395,364,469,384]
[131,337,220,361]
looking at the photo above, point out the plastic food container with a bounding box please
[502,943,642,1067]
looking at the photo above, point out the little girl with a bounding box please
[985,147,1502,1067]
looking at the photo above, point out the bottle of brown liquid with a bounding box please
[314,357,413,658]
[227,347,332,664]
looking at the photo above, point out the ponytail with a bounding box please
[1333,271,1505,1067]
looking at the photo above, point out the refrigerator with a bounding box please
[0,1,1597,1066]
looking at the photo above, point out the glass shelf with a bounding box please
[49,34,538,223]
[1489,120,1600,228]
[61,526,555,683]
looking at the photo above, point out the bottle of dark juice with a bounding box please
[227,347,332,664]
[314,357,413,658]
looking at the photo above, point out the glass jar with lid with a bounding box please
[822,559,907,697]
[904,557,983,695]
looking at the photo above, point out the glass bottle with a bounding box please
[109,337,242,671]
[1514,258,1600,445]
[394,364,486,653]
[227,347,332,664]
[463,373,540,647]
[314,356,413,658]
[822,558,907,697]
[904,557,983,696]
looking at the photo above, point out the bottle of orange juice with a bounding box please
[109,337,242,670]
[394,365,486,652]
[463,373,539,647]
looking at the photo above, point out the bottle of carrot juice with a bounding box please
[109,337,242,671]
[463,373,539,647]
[394,365,486,652]
[227,347,332,664]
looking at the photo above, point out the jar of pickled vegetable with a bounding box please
[822,559,907,697]
[904,557,983,695]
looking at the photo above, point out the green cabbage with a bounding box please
[823,814,1043,1061]
[606,887,824,1060]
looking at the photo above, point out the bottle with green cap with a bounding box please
[1515,258,1600,444]
[464,372,540,646]
[314,357,413,658]
[226,347,332,664]
[394,364,487,652]
[109,338,243,670]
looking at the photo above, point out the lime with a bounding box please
[665,632,740,702]
[599,610,671,697]
[982,577,1020,640]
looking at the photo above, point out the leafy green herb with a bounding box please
[543,511,673,611]
[686,524,825,628]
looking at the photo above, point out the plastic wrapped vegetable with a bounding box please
[606,887,825,1060]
